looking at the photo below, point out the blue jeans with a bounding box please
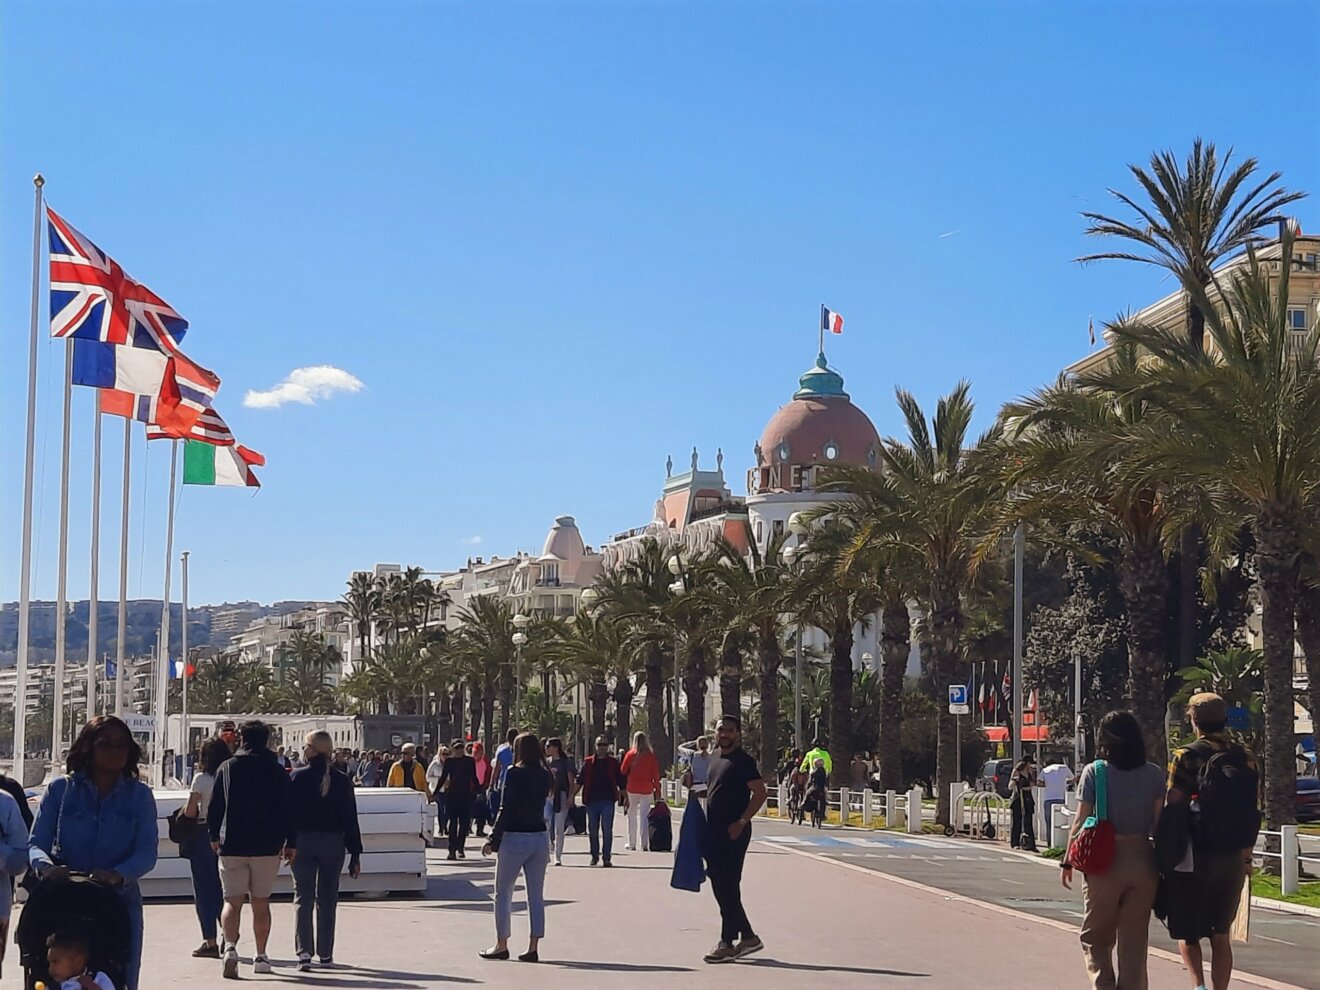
[493,832,549,940]
[187,839,223,942]
[121,881,144,990]
[586,800,615,860]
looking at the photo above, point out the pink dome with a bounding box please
[757,396,880,471]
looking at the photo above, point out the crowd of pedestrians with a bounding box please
[0,686,1268,985]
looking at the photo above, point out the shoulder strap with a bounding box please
[52,775,73,860]
[1093,760,1108,821]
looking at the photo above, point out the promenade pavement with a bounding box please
[12,821,1297,990]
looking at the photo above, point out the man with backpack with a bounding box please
[1164,693,1259,990]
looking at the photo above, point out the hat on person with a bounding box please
[1188,692,1227,726]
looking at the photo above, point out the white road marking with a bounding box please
[1256,935,1296,946]
[1000,878,1024,886]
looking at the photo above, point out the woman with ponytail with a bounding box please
[289,731,363,971]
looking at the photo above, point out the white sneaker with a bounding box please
[624,843,633,850]
[554,856,563,866]
[297,953,312,972]
[253,955,272,974]
[222,945,240,980]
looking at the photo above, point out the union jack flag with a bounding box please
[48,207,188,353]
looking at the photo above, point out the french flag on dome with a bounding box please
[821,304,844,335]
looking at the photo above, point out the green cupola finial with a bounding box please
[793,351,848,399]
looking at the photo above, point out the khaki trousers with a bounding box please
[1079,838,1158,990]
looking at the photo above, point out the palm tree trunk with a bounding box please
[1256,512,1300,835]
[1116,538,1171,762]
[1294,581,1320,765]
[484,696,496,746]
[756,631,781,780]
[612,678,634,751]
[719,637,742,723]
[828,616,854,788]
[683,643,708,741]
[590,680,609,743]
[929,591,961,827]
[468,678,482,742]
[644,645,669,767]
[878,600,910,792]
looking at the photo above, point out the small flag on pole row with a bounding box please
[821,304,844,335]
[76,340,219,435]
[47,207,189,353]
[171,659,196,678]
[183,440,264,488]
[147,406,236,445]
[105,658,117,680]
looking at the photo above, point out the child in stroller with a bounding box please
[16,874,130,990]
[38,929,115,989]
[806,758,829,828]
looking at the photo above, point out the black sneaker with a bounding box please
[590,856,599,866]
[703,941,738,964]
[602,858,613,868]
[734,935,764,958]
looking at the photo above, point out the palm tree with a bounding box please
[1080,139,1303,353]
[667,549,723,743]
[1090,227,1319,831]
[595,539,680,765]
[707,530,792,777]
[449,595,517,742]
[1081,140,1304,677]
[821,383,1003,825]
[340,572,379,670]
[1172,647,1265,757]
[544,610,636,748]
[1002,347,1182,759]
[792,520,881,786]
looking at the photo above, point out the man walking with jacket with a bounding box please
[208,720,294,979]
[577,737,623,867]
[703,715,767,963]
[437,739,479,860]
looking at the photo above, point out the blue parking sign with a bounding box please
[949,684,968,706]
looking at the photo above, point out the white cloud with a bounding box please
[243,365,364,409]
[460,536,484,546]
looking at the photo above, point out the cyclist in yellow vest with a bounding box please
[799,740,832,777]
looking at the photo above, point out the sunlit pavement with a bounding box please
[40,819,1293,989]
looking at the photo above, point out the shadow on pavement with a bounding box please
[744,959,928,978]
[543,960,696,973]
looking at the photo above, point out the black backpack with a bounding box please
[1191,741,1260,852]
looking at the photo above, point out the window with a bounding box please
[1288,307,1310,332]
[823,441,839,461]
[777,442,790,462]
[755,520,763,543]
[773,519,785,538]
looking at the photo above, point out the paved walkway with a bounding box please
[22,825,1288,989]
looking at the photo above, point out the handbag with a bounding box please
[168,807,199,851]
[1067,760,1116,875]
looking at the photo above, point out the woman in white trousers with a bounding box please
[620,732,660,852]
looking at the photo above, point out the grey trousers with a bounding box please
[291,831,347,960]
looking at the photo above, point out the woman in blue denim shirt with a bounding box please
[29,715,159,990]
[0,788,31,978]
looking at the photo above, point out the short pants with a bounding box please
[219,855,282,900]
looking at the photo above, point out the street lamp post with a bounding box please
[785,511,810,752]
[511,614,530,729]
[667,552,687,772]
[1012,522,1025,768]
[579,587,600,755]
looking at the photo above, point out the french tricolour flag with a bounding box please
[821,304,844,335]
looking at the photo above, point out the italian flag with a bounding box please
[183,440,264,487]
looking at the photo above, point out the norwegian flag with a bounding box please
[80,343,219,437]
[147,405,235,445]
[47,207,188,354]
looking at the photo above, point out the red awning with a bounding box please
[982,725,1051,743]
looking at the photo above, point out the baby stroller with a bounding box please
[15,873,130,990]
[648,801,673,852]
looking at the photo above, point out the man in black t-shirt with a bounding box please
[702,714,767,964]
[437,739,480,859]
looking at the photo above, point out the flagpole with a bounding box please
[818,304,825,356]
[13,174,45,787]
[88,400,102,718]
[115,415,131,716]
[154,441,179,786]
[52,340,75,770]
[181,549,190,777]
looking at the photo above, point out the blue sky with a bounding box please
[2,1,1317,606]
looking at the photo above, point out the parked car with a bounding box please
[977,759,1013,798]
[1297,777,1320,823]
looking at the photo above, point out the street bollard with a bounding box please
[862,790,873,826]
[1051,804,1071,849]
[906,787,923,834]
[839,787,850,826]
[1282,824,1299,895]
[885,790,898,829]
